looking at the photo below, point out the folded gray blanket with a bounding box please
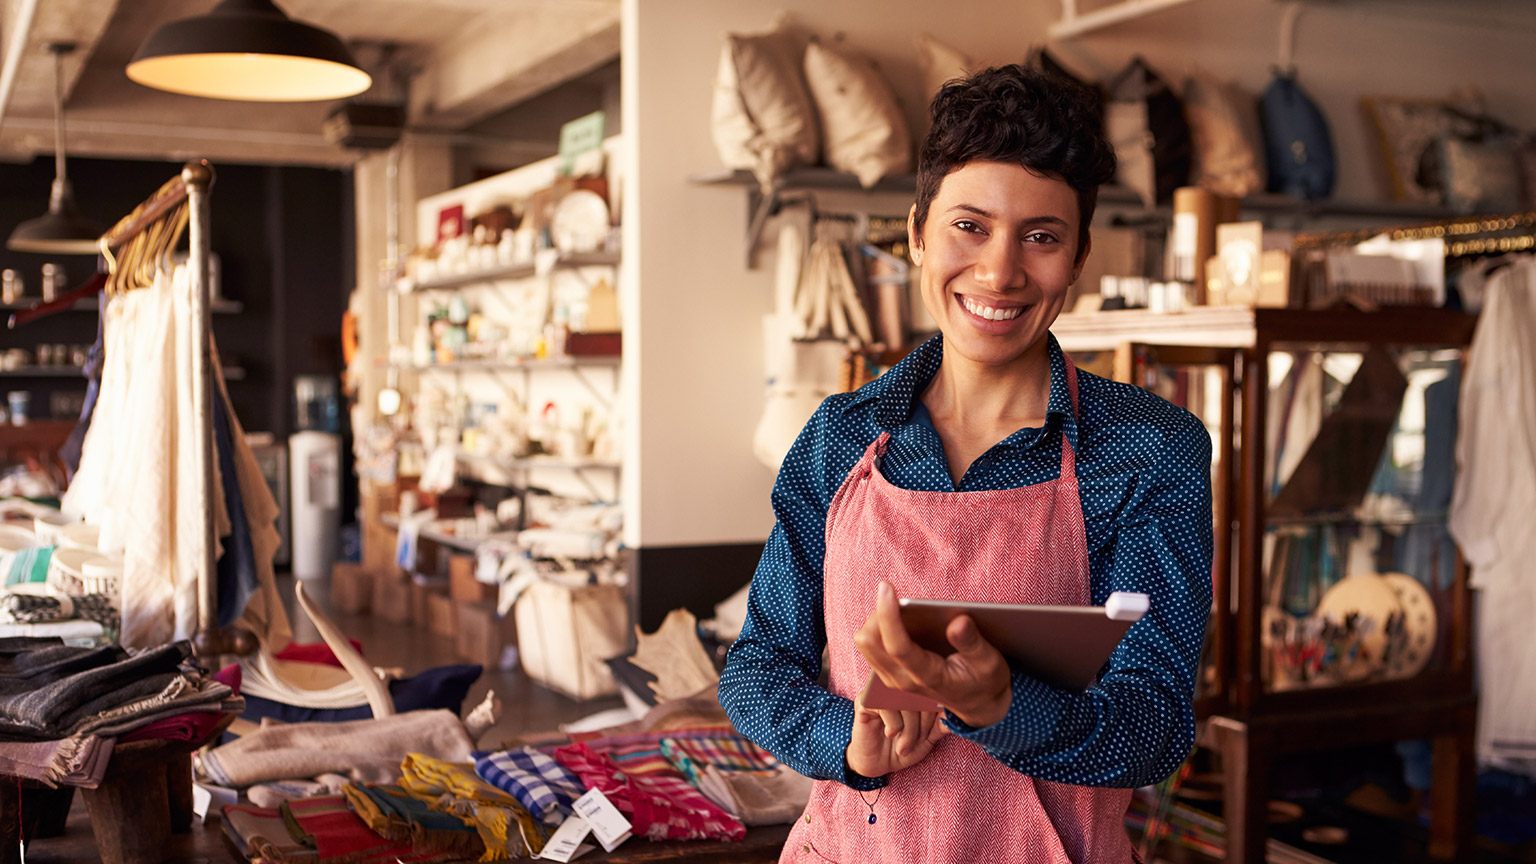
[0,641,191,737]
[0,644,130,694]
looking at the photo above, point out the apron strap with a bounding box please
[1061,355,1080,481]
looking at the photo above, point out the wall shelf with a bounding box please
[380,512,509,554]
[399,251,620,293]
[0,298,244,314]
[693,168,1480,269]
[0,364,246,381]
[390,356,620,373]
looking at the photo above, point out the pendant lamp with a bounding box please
[127,0,371,102]
[7,43,104,255]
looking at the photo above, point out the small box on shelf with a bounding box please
[362,522,398,575]
[449,554,496,605]
[427,593,459,638]
[456,600,517,669]
[411,575,450,630]
[372,571,412,624]
[329,562,372,615]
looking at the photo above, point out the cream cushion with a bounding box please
[1183,67,1266,197]
[915,32,973,99]
[803,39,912,188]
[711,24,820,188]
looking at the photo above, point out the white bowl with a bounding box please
[31,515,73,546]
[46,547,108,596]
[57,522,101,552]
[80,557,123,599]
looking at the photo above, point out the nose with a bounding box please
[973,234,1024,292]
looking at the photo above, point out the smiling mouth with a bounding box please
[960,296,1025,321]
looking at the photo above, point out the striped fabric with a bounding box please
[553,742,745,843]
[585,726,738,778]
[660,735,779,784]
[472,746,584,823]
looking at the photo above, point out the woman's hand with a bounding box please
[845,698,948,779]
[853,581,1014,729]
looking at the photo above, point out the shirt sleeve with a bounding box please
[946,415,1213,788]
[717,401,884,791]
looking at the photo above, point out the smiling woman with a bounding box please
[720,64,1214,864]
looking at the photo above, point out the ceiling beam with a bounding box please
[407,5,619,130]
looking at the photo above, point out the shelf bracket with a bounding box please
[569,364,616,411]
[745,181,785,270]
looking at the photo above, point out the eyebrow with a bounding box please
[946,204,1071,230]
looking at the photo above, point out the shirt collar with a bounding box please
[850,333,1077,445]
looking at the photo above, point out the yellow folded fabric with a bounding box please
[399,752,549,860]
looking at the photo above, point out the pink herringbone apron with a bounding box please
[781,359,1134,863]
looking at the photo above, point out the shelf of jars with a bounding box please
[397,251,620,293]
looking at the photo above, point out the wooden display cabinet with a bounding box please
[1056,305,1478,864]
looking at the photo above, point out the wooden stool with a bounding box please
[0,716,231,864]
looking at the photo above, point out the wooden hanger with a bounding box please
[6,268,108,329]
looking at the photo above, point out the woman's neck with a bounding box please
[922,341,1053,432]
[919,341,1053,484]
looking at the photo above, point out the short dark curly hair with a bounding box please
[914,64,1116,259]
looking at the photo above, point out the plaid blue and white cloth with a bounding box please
[473,746,584,823]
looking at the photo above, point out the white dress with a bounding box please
[1449,255,1536,772]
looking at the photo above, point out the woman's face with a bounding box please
[909,160,1086,370]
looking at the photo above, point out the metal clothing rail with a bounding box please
[101,159,234,655]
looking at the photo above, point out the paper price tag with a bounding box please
[572,788,633,852]
[536,814,596,862]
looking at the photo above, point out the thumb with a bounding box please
[947,614,989,656]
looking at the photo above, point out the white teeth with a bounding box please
[962,298,1023,321]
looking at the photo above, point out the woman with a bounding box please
[718,64,1213,863]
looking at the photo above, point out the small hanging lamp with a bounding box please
[8,42,105,255]
[126,0,371,102]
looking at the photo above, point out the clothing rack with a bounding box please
[97,160,236,656]
[1294,210,1536,257]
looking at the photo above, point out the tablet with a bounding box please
[858,592,1148,712]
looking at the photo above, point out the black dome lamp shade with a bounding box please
[126,0,372,102]
[7,43,104,255]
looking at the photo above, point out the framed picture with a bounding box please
[436,203,465,247]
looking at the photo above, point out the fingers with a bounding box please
[872,582,925,663]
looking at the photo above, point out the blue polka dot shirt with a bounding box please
[719,333,1213,791]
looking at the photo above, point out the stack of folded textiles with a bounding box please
[0,636,241,787]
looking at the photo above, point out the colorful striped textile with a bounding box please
[399,752,549,861]
[583,726,738,778]
[472,746,584,823]
[341,782,484,860]
[553,742,745,843]
[284,795,405,862]
[225,799,459,864]
[659,734,779,784]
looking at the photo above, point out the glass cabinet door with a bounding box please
[1259,345,1462,693]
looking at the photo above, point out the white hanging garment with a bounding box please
[1449,256,1536,771]
[754,223,844,470]
[112,267,183,647]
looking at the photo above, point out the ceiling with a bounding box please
[0,0,621,168]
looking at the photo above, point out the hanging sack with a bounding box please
[514,576,628,700]
[1260,70,1336,201]
[1105,56,1192,206]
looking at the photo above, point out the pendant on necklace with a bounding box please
[868,813,877,825]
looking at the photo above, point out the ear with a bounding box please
[907,204,923,265]
[1072,235,1092,283]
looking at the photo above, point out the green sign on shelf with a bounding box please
[559,111,606,176]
